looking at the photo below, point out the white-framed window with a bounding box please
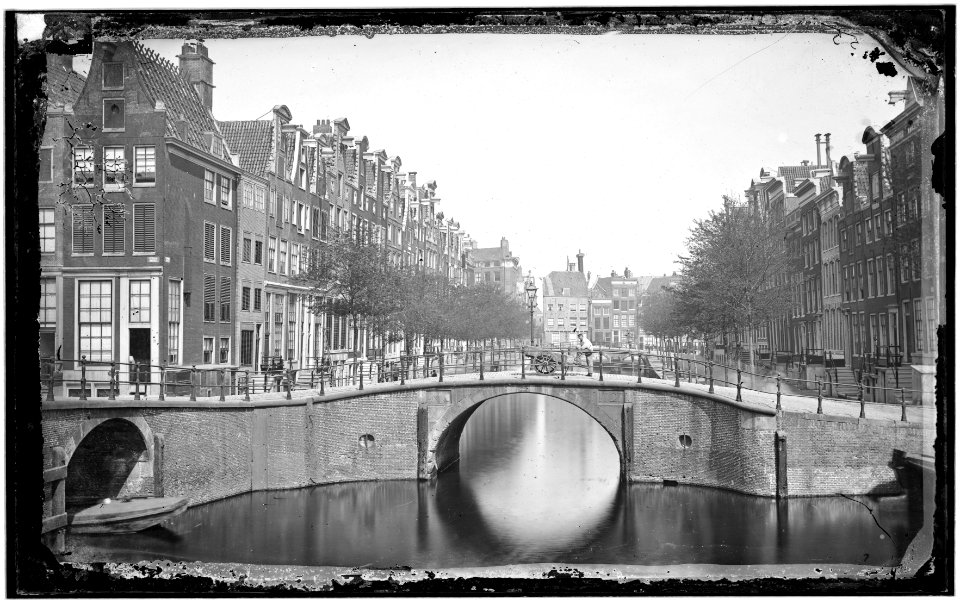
[103,98,125,131]
[255,186,265,212]
[204,170,216,204]
[203,222,216,262]
[242,182,253,209]
[72,205,94,254]
[203,337,214,364]
[133,204,156,253]
[282,195,290,223]
[269,188,277,217]
[219,337,230,364]
[219,174,232,208]
[129,279,151,324]
[168,280,181,364]
[78,280,113,362]
[290,243,299,276]
[133,146,156,186]
[219,225,232,265]
[279,240,288,274]
[72,146,95,186]
[103,146,126,189]
[39,208,55,253]
[297,203,305,233]
[268,237,277,273]
[39,278,56,327]
[103,204,125,254]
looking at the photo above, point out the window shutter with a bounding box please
[133,204,155,253]
[204,274,216,321]
[220,226,231,264]
[73,206,93,253]
[103,204,125,253]
[220,276,231,322]
[204,223,216,261]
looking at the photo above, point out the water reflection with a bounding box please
[63,393,922,568]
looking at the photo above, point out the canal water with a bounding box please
[64,394,922,568]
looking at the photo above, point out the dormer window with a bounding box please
[102,63,123,90]
[103,99,125,131]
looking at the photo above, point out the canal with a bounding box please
[64,394,923,568]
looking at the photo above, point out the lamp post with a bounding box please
[525,273,538,346]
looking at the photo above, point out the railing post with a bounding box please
[479,351,485,381]
[708,361,714,394]
[560,350,566,381]
[816,378,823,414]
[159,363,166,401]
[108,361,116,401]
[133,362,141,401]
[400,355,406,386]
[245,370,251,402]
[319,366,326,396]
[900,389,907,422]
[635,353,641,384]
[310,369,315,389]
[674,356,680,388]
[736,368,743,402]
[857,375,867,418]
[521,346,526,379]
[776,374,782,411]
[598,348,603,381]
[79,356,87,400]
[285,370,292,400]
[359,361,364,390]
[439,351,444,383]
[219,369,226,402]
[190,365,197,401]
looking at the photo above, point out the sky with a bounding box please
[26,18,909,285]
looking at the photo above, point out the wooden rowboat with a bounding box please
[68,496,189,534]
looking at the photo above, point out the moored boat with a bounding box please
[68,496,189,534]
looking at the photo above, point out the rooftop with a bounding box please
[543,271,589,298]
[220,120,274,178]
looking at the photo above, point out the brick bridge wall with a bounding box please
[40,378,928,508]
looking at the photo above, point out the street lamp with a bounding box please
[525,273,538,346]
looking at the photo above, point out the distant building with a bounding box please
[470,237,524,300]
[589,268,643,347]
[541,253,589,346]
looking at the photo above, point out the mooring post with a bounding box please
[79,355,87,401]
[190,365,197,401]
[674,356,680,388]
[479,351,485,381]
[900,389,907,421]
[736,368,743,402]
[858,377,865,419]
[310,369,315,389]
[159,363,166,401]
[219,369,226,402]
[107,361,116,401]
[598,348,604,381]
[708,361,714,394]
[133,362,141,401]
[560,350,566,381]
[776,374,782,411]
[359,361,364,390]
[816,378,823,414]
[775,431,788,500]
[286,370,293,400]
[438,351,444,383]
[319,366,326,396]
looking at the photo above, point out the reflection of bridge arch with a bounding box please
[62,415,155,509]
[428,386,630,480]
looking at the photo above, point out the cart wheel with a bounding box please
[534,354,556,374]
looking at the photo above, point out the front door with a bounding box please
[130,328,151,385]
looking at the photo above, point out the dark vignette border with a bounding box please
[6,7,953,596]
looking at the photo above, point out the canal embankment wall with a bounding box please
[40,381,929,507]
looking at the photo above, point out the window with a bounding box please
[871,171,881,201]
[867,259,876,298]
[241,286,251,311]
[290,243,299,276]
[253,288,262,312]
[39,278,56,327]
[219,226,232,265]
[269,189,277,217]
[103,99,125,131]
[242,236,252,263]
[203,337,214,364]
[279,240,287,274]
[255,186,265,212]
[129,279,150,324]
[219,338,230,364]
[72,147,94,186]
[203,274,216,322]
[220,276,231,322]
[886,254,896,295]
[914,299,924,352]
[102,62,123,89]
[282,195,290,223]
[103,146,125,188]
[204,170,215,204]
[168,280,181,364]
[855,222,863,246]
[219,175,232,208]
[877,256,886,295]
[78,280,113,362]
[39,209,55,253]
[133,204,156,253]
[312,207,321,239]
[865,217,873,243]
[39,148,52,182]
[268,237,277,272]
[204,222,216,262]
[240,330,254,366]
[254,239,263,265]
[242,183,252,209]
[72,205,94,253]
[102,204,125,254]
[297,203,305,232]
[134,146,156,185]
[842,266,850,301]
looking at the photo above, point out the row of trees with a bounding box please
[298,231,530,359]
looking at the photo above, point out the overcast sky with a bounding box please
[61,30,907,284]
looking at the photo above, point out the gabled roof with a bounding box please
[543,271,588,298]
[777,165,827,193]
[470,246,510,262]
[45,56,85,107]
[129,42,231,163]
[644,275,680,295]
[219,120,274,177]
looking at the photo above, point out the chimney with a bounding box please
[815,133,822,165]
[576,250,584,274]
[801,160,810,167]
[177,41,215,112]
[313,119,332,135]
[824,133,832,170]
[624,267,632,278]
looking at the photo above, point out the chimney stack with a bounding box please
[313,119,332,135]
[576,250,584,274]
[824,133,832,169]
[815,133,822,165]
[624,267,632,278]
[177,41,215,112]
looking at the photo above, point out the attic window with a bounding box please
[102,63,123,89]
[103,99,125,131]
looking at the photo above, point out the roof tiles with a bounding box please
[220,120,274,177]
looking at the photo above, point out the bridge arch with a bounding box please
[63,415,155,509]
[428,388,627,479]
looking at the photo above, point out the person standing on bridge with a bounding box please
[576,330,594,377]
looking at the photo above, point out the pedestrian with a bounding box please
[575,329,594,377]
